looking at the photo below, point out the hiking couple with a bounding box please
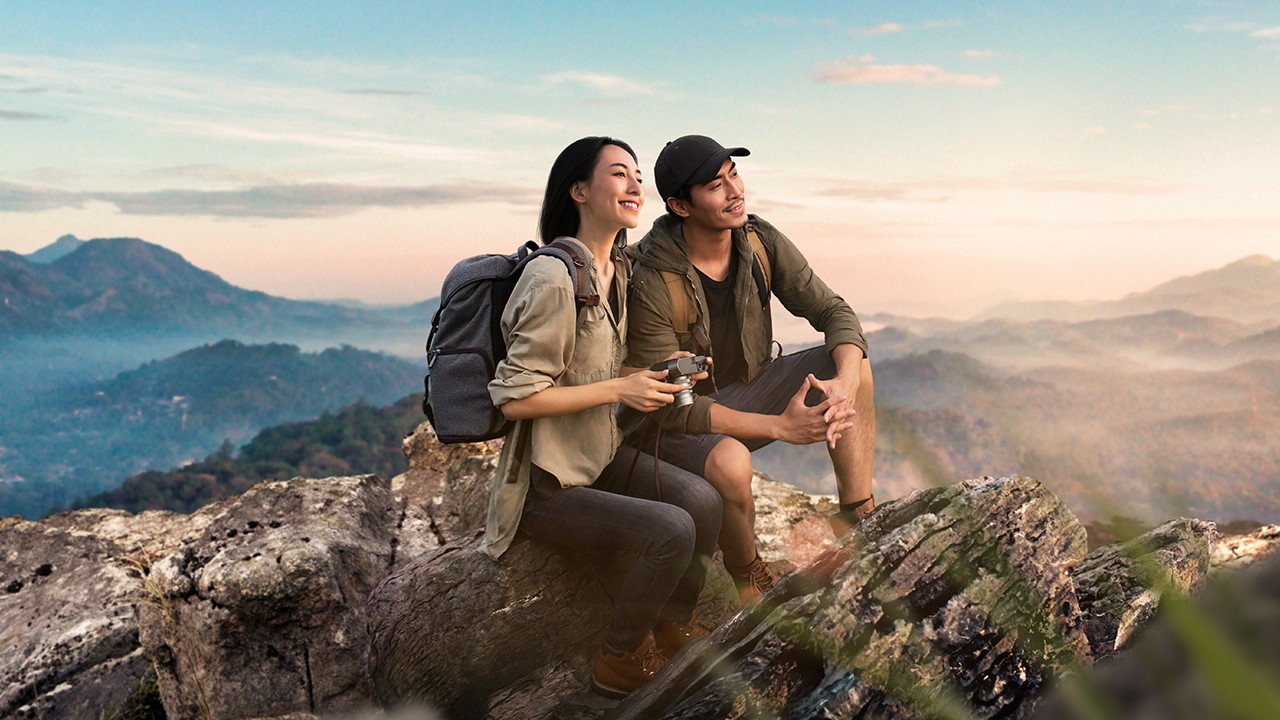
[480,134,876,699]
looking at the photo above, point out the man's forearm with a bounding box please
[708,402,778,441]
[831,343,865,381]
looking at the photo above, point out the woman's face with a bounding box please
[575,144,644,231]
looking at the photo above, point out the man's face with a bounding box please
[671,158,748,232]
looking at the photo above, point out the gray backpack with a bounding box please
[424,240,597,443]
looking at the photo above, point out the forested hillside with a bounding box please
[0,341,422,518]
[77,395,425,513]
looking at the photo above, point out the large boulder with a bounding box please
[1210,523,1280,571]
[1070,517,1217,659]
[0,517,146,720]
[1033,549,1280,719]
[389,423,501,560]
[612,475,1093,720]
[136,474,398,720]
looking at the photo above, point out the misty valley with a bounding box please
[1,237,1277,533]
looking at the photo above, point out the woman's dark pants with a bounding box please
[520,445,722,656]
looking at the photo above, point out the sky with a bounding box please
[2,0,1278,318]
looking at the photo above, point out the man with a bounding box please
[625,135,876,602]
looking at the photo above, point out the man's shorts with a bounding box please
[637,345,836,476]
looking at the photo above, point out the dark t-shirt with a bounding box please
[695,254,747,387]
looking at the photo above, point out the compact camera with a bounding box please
[650,355,711,407]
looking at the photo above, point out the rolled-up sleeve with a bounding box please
[488,259,576,407]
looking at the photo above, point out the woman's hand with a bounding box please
[616,370,683,412]
[621,351,712,386]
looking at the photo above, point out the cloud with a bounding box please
[1189,20,1280,49]
[337,88,426,97]
[960,49,1000,59]
[850,20,958,36]
[0,181,542,218]
[135,164,308,185]
[851,22,905,36]
[176,120,492,163]
[1139,103,1271,123]
[0,182,87,212]
[813,55,1002,87]
[0,109,55,120]
[813,181,913,202]
[807,169,1180,205]
[540,71,669,101]
[22,167,80,184]
[485,114,562,132]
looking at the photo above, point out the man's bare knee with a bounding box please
[704,439,753,507]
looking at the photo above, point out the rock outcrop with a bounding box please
[136,474,399,720]
[1070,517,1216,659]
[365,441,837,719]
[2,422,1277,720]
[609,475,1092,719]
[1034,549,1280,719]
[0,516,146,720]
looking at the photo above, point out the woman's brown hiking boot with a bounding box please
[653,614,714,661]
[727,553,776,604]
[590,634,664,699]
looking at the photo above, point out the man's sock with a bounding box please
[838,497,873,515]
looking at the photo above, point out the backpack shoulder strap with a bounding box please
[659,269,695,334]
[539,240,600,332]
[518,241,600,309]
[745,226,771,292]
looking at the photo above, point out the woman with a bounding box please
[481,136,722,699]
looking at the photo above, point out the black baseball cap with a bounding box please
[654,135,750,202]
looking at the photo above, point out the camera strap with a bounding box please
[622,415,664,503]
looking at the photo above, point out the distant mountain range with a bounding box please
[973,255,1280,324]
[23,234,85,264]
[1,235,436,338]
[866,308,1280,371]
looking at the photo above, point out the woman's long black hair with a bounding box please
[538,136,638,246]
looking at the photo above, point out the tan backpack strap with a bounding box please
[659,269,695,333]
[745,227,771,292]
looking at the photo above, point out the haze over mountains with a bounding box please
[973,254,1280,325]
[0,340,422,518]
[2,235,435,345]
[0,235,439,518]
[1,234,1277,528]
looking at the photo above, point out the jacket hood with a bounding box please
[633,214,690,274]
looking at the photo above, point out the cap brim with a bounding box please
[686,146,750,186]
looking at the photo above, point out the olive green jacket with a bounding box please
[481,237,628,559]
[623,214,866,435]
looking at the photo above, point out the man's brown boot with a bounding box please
[653,614,714,661]
[590,634,664,699]
[727,552,776,604]
[829,495,876,537]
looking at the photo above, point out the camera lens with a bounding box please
[673,376,694,407]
